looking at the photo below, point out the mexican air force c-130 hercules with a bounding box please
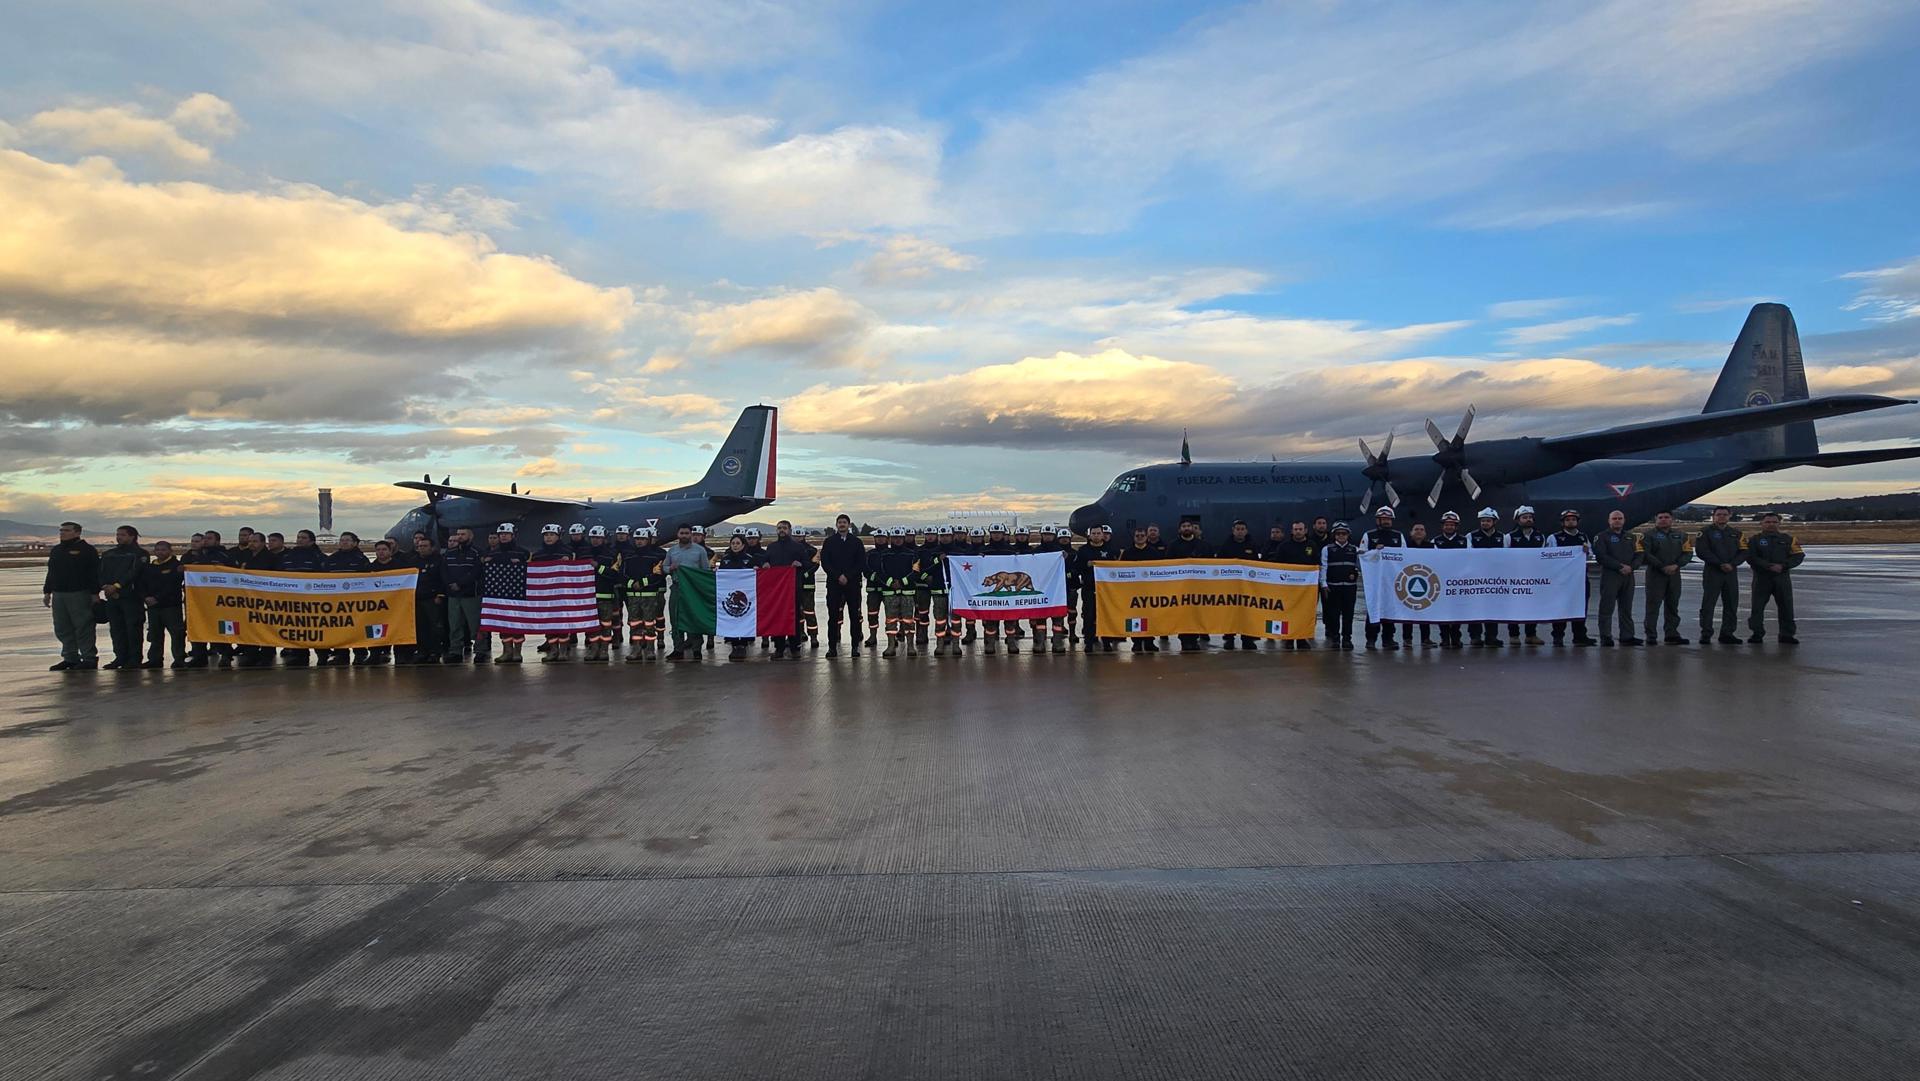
[385,406,777,543]
[1069,304,1920,539]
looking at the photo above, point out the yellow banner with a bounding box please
[1094,559,1320,639]
[185,568,418,648]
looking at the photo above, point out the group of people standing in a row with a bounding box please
[37,502,1806,671]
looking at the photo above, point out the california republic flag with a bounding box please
[946,552,1068,621]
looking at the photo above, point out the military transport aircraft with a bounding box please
[1069,304,1920,539]
[385,405,777,543]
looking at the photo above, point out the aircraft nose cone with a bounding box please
[1069,502,1109,534]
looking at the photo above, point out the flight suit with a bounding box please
[1119,541,1163,651]
[1746,530,1805,640]
[1693,523,1744,641]
[1320,541,1360,648]
[440,539,484,662]
[1460,527,1505,646]
[1547,529,1595,645]
[274,543,327,666]
[1215,536,1263,649]
[97,540,149,669]
[1639,525,1693,642]
[136,555,187,667]
[1361,527,1405,649]
[1504,528,1547,643]
[179,544,233,667]
[323,546,369,665]
[622,543,668,661]
[1430,531,1468,648]
[1592,528,1644,644]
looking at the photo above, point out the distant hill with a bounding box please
[1678,491,1920,521]
[0,518,60,542]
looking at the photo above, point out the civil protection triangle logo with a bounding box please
[1394,564,1441,611]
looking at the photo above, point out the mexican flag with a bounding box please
[670,565,797,637]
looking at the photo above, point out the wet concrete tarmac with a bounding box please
[2,551,1918,1079]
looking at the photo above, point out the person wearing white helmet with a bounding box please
[1465,507,1507,648]
[716,531,759,660]
[479,522,526,662]
[1547,509,1596,646]
[1029,525,1068,653]
[527,524,579,662]
[978,522,1018,653]
[957,526,985,646]
[862,526,890,654]
[621,526,668,662]
[876,527,922,658]
[1430,511,1468,649]
[583,525,620,662]
[566,523,588,559]
[1505,505,1547,645]
[1072,523,1121,652]
[1362,506,1406,650]
[926,525,958,656]
[1321,522,1361,649]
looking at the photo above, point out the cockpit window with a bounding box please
[1107,473,1146,493]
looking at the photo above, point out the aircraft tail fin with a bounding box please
[642,406,777,502]
[1694,303,1818,459]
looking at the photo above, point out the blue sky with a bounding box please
[2,0,1919,536]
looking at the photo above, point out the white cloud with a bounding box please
[844,233,980,283]
[1499,314,1638,347]
[957,0,1908,233]
[692,287,879,364]
[1487,298,1580,321]
[19,92,241,167]
[1841,256,1920,321]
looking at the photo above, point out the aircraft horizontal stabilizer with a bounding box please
[1540,394,1912,462]
[1749,446,1920,472]
[393,480,591,511]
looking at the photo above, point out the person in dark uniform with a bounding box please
[1071,523,1119,652]
[440,527,484,662]
[322,532,369,666]
[1215,519,1262,650]
[232,530,279,667]
[1746,512,1804,644]
[1166,516,1211,652]
[408,533,447,664]
[582,526,621,662]
[134,540,186,668]
[1639,510,1692,644]
[800,528,822,650]
[271,530,326,667]
[1694,507,1744,644]
[1548,510,1596,647]
[529,525,576,662]
[97,525,149,670]
[567,523,589,557]
[717,532,760,660]
[1362,508,1405,650]
[821,514,865,658]
[1118,526,1161,652]
[1465,508,1506,648]
[620,526,667,662]
[1504,506,1547,645]
[484,523,529,663]
[44,521,101,671]
[1321,523,1360,650]
[181,528,234,668]
[763,521,811,659]
[1429,514,1469,649]
[959,527,985,646]
[1029,526,1068,653]
[1398,523,1433,648]
[1263,521,1318,651]
[979,524,1016,654]
[1593,509,1643,646]
[927,526,958,656]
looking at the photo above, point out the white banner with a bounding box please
[1361,546,1587,623]
[946,553,1069,621]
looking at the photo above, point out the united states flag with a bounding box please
[480,559,600,634]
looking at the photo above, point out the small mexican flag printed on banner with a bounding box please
[1266,620,1288,635]
[1124,617,1147,633]
[670,565,798,637]
[365,624,389,640]
[217,620,239,635]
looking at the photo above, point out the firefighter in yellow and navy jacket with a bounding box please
[622,526,669,662]
[1592,509,1644,646]
[1746,512,1805,644]
[1694,507,1744,644]
[1639,510,1693,644]
[583,527,621,662]
[877,527,921,658]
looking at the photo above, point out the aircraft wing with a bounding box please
[393,481,592,511]
[1750,446,1920,471]
[1540,394,1912,461]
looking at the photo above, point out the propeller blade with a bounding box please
[1427,474,1446,508]
[1359,487,1373,514]
[1460,469,1482,500]
[1452,405,1476,445]
[1380,430,1394,460]
[1384,482,1401,508]
[1359,437,1376,464]
[1425,418,1447,453]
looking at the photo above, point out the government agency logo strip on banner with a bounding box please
[1360,547,1587,623]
